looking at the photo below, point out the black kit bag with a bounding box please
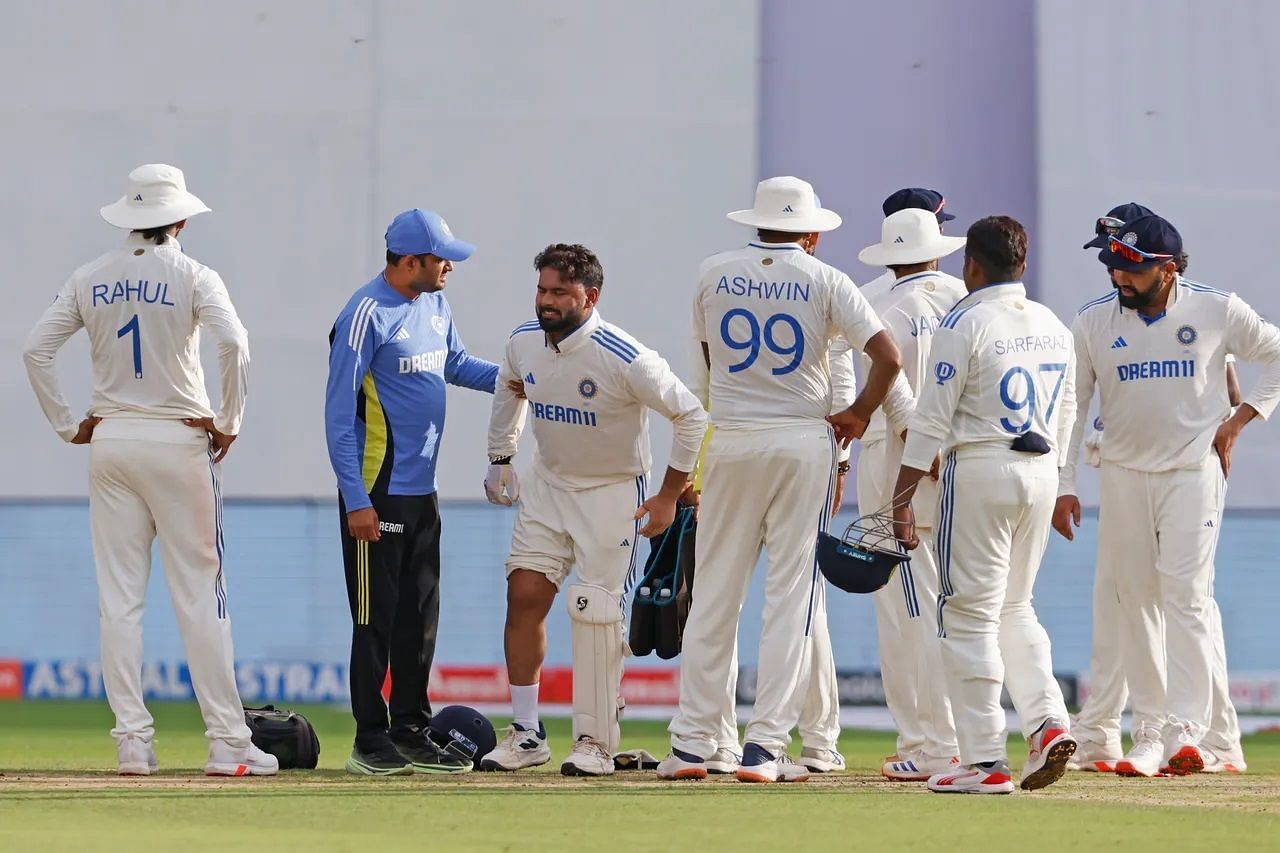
[244,705,321,769]
[628,506,697,659]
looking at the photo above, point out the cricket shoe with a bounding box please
[1020,720,1075,790]
[117,735,158,776]
[656,749,708,781]
[928,761,1015,795]
[345,741,413,776]
[1161,723,1205,776]
[1200,746,1247,774]
[799,746,846,773]
[734,743,810,784]
[881,753,959,782]
[1115,735,1164,778]
[705,747,741,775]
[206,740,279,776]
[1065,740,1120,772]
[561,735,615,777]
[393,728,471,774]
[479,723,550,772]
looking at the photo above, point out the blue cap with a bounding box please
[1096,214,1183,272]
[1082,202,1155,249]
[882,188,954,222]
[385,209,475,261]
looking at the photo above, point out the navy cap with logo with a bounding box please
[1096,214,1183,272]
[385,208,475,261]
[882,188,955,222]
[1082,201,1156,249]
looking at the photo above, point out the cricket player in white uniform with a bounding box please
[1054,214,1280,777]
[661,177,907,783]
[1063,205,1246,773]
[891,216,1077,795]
[854,208,967,781]
[22,164,277,776]
[480,244,707,776]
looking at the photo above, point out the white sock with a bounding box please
[511,683,540,732]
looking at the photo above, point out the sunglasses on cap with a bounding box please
[1107,236,1173,265]
[1095,216,1126,237]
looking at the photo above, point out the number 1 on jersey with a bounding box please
[117,314,142,378]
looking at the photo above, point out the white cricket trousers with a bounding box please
[1100,458,1231,743]
[89,418,252,747]
[713,576,843,753]
[671,423,835,756]
[857,437,956,760]
[1075,497,1240,753]
[935,448,1068,765]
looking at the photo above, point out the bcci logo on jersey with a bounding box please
[578,378,598,399]
[1177,325,1197,345]
[934,361,957,385]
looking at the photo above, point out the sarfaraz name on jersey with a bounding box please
[532,401,599,427]
[1117,358,1196,383]
[91,280,176,307]
[993,334,1070,355]
[714,276,811,302]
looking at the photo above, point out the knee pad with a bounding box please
[566,583,625,752]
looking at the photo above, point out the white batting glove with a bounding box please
[484,462,520,506]
[1083,426,1103,469]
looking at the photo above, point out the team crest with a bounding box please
[432,315,447,334]
[1176,324,1197,345]
[439,219,453,238]
[934,361,957,386]
[1121,231,1138,245]
[578,378,598,399]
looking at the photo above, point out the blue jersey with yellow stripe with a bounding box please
[325,274,497,510]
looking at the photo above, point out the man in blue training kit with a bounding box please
[325,209,498,775]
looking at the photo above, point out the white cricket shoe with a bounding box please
[1020,720,1075,790]
[560,735,615,777]
[734,743,810,784]
[1161,722,1205,776]
[479,723,550,772]
[1115,734,1164,778]
[656,750,708,781]
[706,747,742,775]
[928,762,1015,795]
[799,746,846,773]
[881,752,960,781]
[117,735,158,776]
[205,740,279,776]
[1066,740,1121,772]
[1201,746,1247,774]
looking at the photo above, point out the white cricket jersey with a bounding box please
[488,310,708,491]
[858,270,967,443]
[903,282,1076,470]
[692,241,889,430]
[23,234,250,441]
[1059,277,1280,495]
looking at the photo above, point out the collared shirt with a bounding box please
[903,282,1076,470]
[488,310,707,491]
[691,241,893,430]
[325,274,497,510]
[1059,276,1280,494]
[23,233,249,441]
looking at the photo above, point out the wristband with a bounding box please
[489,455,513,465]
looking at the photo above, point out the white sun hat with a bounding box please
[100,164,211,230]
[727,176,842,233]
[857,208,966,267]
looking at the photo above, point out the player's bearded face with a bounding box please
[535,269,592,334]
[1113,265,1167,309]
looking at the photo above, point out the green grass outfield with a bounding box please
[1,702,1278,851]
